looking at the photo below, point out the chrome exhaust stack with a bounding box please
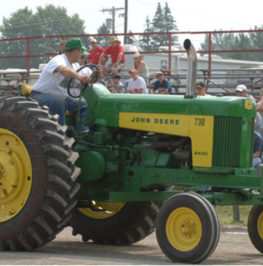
[184,39,197,97]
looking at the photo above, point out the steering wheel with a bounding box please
[67,64,101,98]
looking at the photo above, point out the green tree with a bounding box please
[96,23,111,48]
[160,2,178,47]
[200,27,263,61]
[150,2,166,50]
[0,5,87,69]
[139,17,153,51]
[126,31,137,45]
[248,26,263,61]
[140,2,179,51]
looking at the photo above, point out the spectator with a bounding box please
[235,84,255,103]
[196,81,210,96]
[98,36,125,75]
[124,79,129,93]
[236,84,262,135]
[256,87,263,139]
[133,52,149,82]
[153,72,171,94]
[87,37,105,65]
[70,48,92,97]
[127,68,148,94]
[256,88,263,111]
[109,74,124,93]
[253,119,262,168]
[96,76,106,86]
[30,38,90,131]
[76,47,92,75]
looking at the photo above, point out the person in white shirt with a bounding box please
[31,38,90,131]
[126,68,148,94]
[71,48,92,97]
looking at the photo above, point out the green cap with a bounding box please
[65,38,84,51]
[82,47,89,57]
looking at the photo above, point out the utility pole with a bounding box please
[101,6,124,34]
[124,0,128,44]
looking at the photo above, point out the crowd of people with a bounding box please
[31,37,263,169]
[235,84,263,169]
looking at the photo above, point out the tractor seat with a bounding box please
[19,83,33,96]
[18,83,75,116]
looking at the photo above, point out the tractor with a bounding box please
[0,39,263,264]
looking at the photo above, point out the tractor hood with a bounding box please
[83,84,255,128]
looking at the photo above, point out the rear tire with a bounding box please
[70,201,159,245]
[0,96,80,250]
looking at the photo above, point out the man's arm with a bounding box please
[55,65,90,84]
[98,52,109,65]
[157,80,171,94]
[116,52,123,64]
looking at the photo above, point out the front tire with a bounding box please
[248,205,263,253]
[156,192,219,264]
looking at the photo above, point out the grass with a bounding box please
[215,205,252,226]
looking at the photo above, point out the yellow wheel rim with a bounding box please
[0,129,32,223]
[257,211,263,240]
[166,207,202,252]
[79,201,126,219]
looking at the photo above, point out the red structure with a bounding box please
[1,29,263,76]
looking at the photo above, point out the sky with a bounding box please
[1,0,263,48]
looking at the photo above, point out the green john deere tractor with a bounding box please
[0,39,263,264]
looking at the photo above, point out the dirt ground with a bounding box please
[0,226,262,265]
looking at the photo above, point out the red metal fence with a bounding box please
[1,29,263,76]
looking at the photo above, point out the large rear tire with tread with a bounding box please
[0,96,80,251]
[69,201,160,245]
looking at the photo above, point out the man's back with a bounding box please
[88,46,104,64]
[33,54,72,97]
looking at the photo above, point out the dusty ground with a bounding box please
[0,226,262,265]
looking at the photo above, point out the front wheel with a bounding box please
[156,192,219,264]
[248,205,263,253]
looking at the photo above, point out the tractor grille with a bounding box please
[212,116,241,168]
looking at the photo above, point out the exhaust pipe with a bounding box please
[184,39,197,97]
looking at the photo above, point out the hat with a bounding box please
[82,47,89,57]
[129,68,137,74]
[65,38,84,51]
[156,71,164,76]
[133,52,142,58]
[236,84,247,92]
[109,36,120,43]
[90,37,97,43]
[196,82,205,89]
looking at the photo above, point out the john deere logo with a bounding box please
[131,116,180,125]
[244,99,253,110]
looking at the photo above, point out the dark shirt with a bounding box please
[153,79,171,94]
[254,131,262,154]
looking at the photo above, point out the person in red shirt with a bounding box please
[87,37,105,65]
[98,36,125,75]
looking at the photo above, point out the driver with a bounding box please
[31,38,90,131]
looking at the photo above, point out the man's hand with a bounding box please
[78,75,90,84]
